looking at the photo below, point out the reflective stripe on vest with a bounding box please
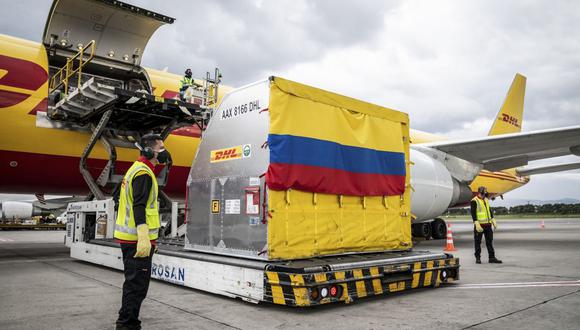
[114,224,159,236]
[473,197,492,224]
[114,161,160,241]
[179,77,194,89]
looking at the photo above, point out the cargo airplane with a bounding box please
[1,0,579,239]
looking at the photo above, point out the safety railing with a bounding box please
[49,40,96,97]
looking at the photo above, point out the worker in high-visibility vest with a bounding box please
[471,186,502,264]
[114,134,170,330]
[178,68,201,101]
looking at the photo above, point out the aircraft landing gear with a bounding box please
[431,218,447,240]
[412,218,447,240]
[412,222,432,240]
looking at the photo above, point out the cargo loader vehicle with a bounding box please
[65,76,459,306]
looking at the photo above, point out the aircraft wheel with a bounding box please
[412,222,432,240]
[431,218,447,240]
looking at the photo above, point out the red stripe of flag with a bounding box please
[266,163,405,196]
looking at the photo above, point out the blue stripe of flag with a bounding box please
[268,134,406,176]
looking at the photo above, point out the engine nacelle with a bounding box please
[410,149,473,222]
[0,202,43,220]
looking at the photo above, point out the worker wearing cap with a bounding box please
[114,134,170,330]
[471,186,502,264]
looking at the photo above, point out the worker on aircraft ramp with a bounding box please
[179,68,202,101]
[471,186,503,264]
[114,134,170,330]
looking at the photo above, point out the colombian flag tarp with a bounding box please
[266,77,408,197]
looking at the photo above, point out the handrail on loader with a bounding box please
[49,40,96,97]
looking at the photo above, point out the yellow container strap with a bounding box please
[382,196,388,209]
[362,196,367,209]
[313,192,317,205]
[338,195,343,208]
[285,190,291,205]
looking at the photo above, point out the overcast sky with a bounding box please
[1,0,580,202]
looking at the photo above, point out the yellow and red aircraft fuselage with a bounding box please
[0,34,528,199]
[0,34,203,198]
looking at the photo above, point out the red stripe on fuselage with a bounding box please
[478,172,522,184]
[0,150,188,198]
[0,90,30,108]
[28,97,47,115]
[171,125,202,138]
[0,54,48,91]
[161,90,179,99]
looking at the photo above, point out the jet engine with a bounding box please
[409,148,475,239]
[0,202,45,220]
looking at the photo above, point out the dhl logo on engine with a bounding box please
[500,113,521,128]
[210,144,251,163]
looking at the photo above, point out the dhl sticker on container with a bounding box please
[210,144,251,163]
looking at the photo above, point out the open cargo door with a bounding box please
[43,0,173,67]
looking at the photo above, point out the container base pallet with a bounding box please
[70,239,459,306]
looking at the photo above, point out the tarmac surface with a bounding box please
[0,218,579,330]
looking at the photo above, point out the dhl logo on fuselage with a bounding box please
[210,144,251,163]
[0,54,47,108]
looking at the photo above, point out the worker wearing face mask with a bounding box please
[114,134,170,330]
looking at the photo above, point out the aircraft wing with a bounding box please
[32,196,84,210]
[516,161,580,176]
[421,125,580,171]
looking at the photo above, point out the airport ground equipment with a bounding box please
[66,77,459,306]
[41,0,221,204]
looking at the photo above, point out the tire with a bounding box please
[431,218,447,240]
[412,222,432,240]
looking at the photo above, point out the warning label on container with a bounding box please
[249,177,260,186]
[245,187,260,215]
[225,199,241,214]
[211,200,220,214]
[249,217,260,226]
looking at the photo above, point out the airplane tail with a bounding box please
[488,73,526,136]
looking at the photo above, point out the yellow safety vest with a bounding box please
[472,196,492,224]
[179,77,195,90]
[114,161,160,241]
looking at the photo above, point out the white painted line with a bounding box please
[0,238,14,242]
[450,280,580,289]
[0,257,71,265]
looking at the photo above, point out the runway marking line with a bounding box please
[0,257,71,265]
[0,238,14,242]
[451,280,580,289]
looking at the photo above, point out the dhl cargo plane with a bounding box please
[1,0,580,239]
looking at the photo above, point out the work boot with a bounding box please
[475,257,481,264]
[489,258,503,264]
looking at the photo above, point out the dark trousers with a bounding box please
[116,244,153,330]
[474,225,495,259]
